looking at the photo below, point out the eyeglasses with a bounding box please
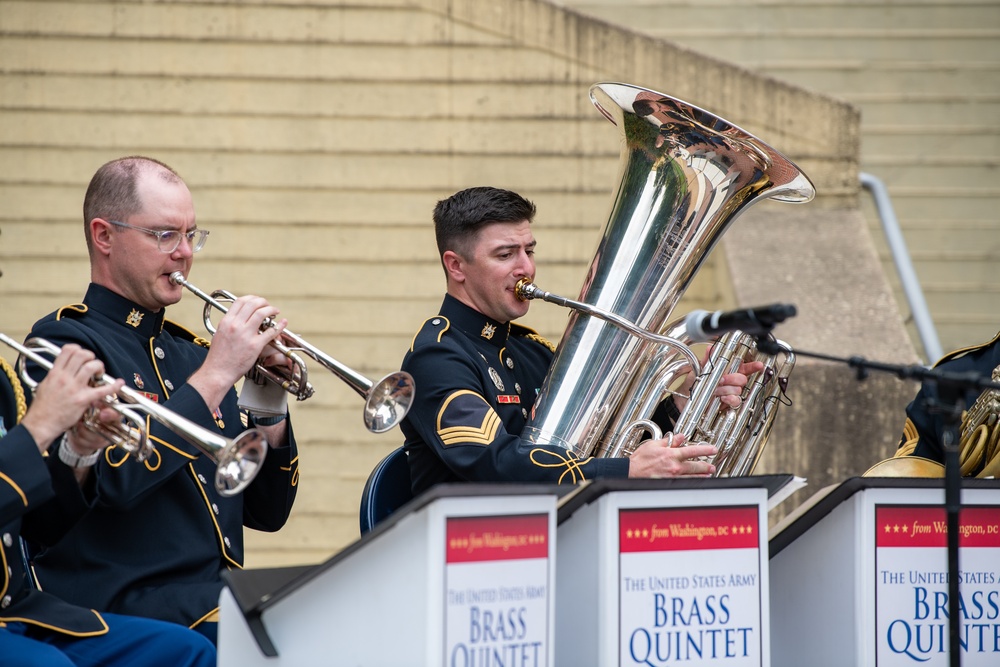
[108,220,210,253]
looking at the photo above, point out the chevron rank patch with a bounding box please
[437,390,502,447]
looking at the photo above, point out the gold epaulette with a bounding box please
[931,330,1000,368]
[410,316,451,351]
[55,303,88,320]
[164,320,211,348]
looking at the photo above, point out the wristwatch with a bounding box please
[252,412,287,426]
[57,434,102,468]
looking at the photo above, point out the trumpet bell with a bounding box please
[215,430,269,496]
[365,371,415,433]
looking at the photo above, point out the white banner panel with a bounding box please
[618,505,763,666]
[875,504,1000,666]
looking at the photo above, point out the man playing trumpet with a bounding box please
[24,155,300,645]
[1,342,217,666]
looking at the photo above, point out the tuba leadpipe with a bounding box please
[169,272,415,433]
[515,279,702,373]
[1,333,267,496]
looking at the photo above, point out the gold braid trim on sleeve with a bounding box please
[1,356,27,424]
[528,448,590,484]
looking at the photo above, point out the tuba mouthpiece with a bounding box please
[514,278,537,302]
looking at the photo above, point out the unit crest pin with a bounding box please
[488,367,505,391]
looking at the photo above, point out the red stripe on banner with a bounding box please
[446,514,549,563]
[619,506,759,553]
[876,505,1000,548]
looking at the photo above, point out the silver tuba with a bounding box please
[519,82,814,474]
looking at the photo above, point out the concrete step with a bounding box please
[933,322,1000,352]
[0,73,597,120]
[862,192,1000,221]
[760,67,1000,98]
[851,98,1000,126]
[0,36,608,83]
[670,35,997,63]
[892,255,1000,285]
[857,160,1000,190]
[862,128,1000,159]
[1,2,505,46]
[573,2,998,32]
[874,224,1000,256]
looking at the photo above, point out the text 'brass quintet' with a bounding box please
[0,333,266,496]
[517,82,815,476]
[168,273,415,433]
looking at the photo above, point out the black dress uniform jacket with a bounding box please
[899,331,1000,464]
[1,357,110,637]
[401,295,631,495]
[26,284,299,629]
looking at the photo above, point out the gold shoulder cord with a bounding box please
[1,356,27,424]
[525,333,556,353]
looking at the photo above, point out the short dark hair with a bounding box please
[82,156,183,254]
[433,187,536,260]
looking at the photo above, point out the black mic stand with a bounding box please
[755,335,1000,667]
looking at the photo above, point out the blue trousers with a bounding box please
[1,612,216,667]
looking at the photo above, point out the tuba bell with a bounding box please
[519,82,814,473]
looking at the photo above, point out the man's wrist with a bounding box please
[57,434,102,468]
[251,412,287,426]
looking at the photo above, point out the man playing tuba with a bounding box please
[400,187,761,495]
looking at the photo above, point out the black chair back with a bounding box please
[359,446,413,534]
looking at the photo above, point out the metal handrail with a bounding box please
[860,171,943,363]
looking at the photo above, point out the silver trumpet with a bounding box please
[0,333,267,496]
[0,332,152,462]
[169,272,415,433]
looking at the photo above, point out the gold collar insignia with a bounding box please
[125,309,144,328]
[481,323,496,340]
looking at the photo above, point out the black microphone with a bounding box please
[684,303,797,342]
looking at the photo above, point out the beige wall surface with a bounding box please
[1,0,875,565]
